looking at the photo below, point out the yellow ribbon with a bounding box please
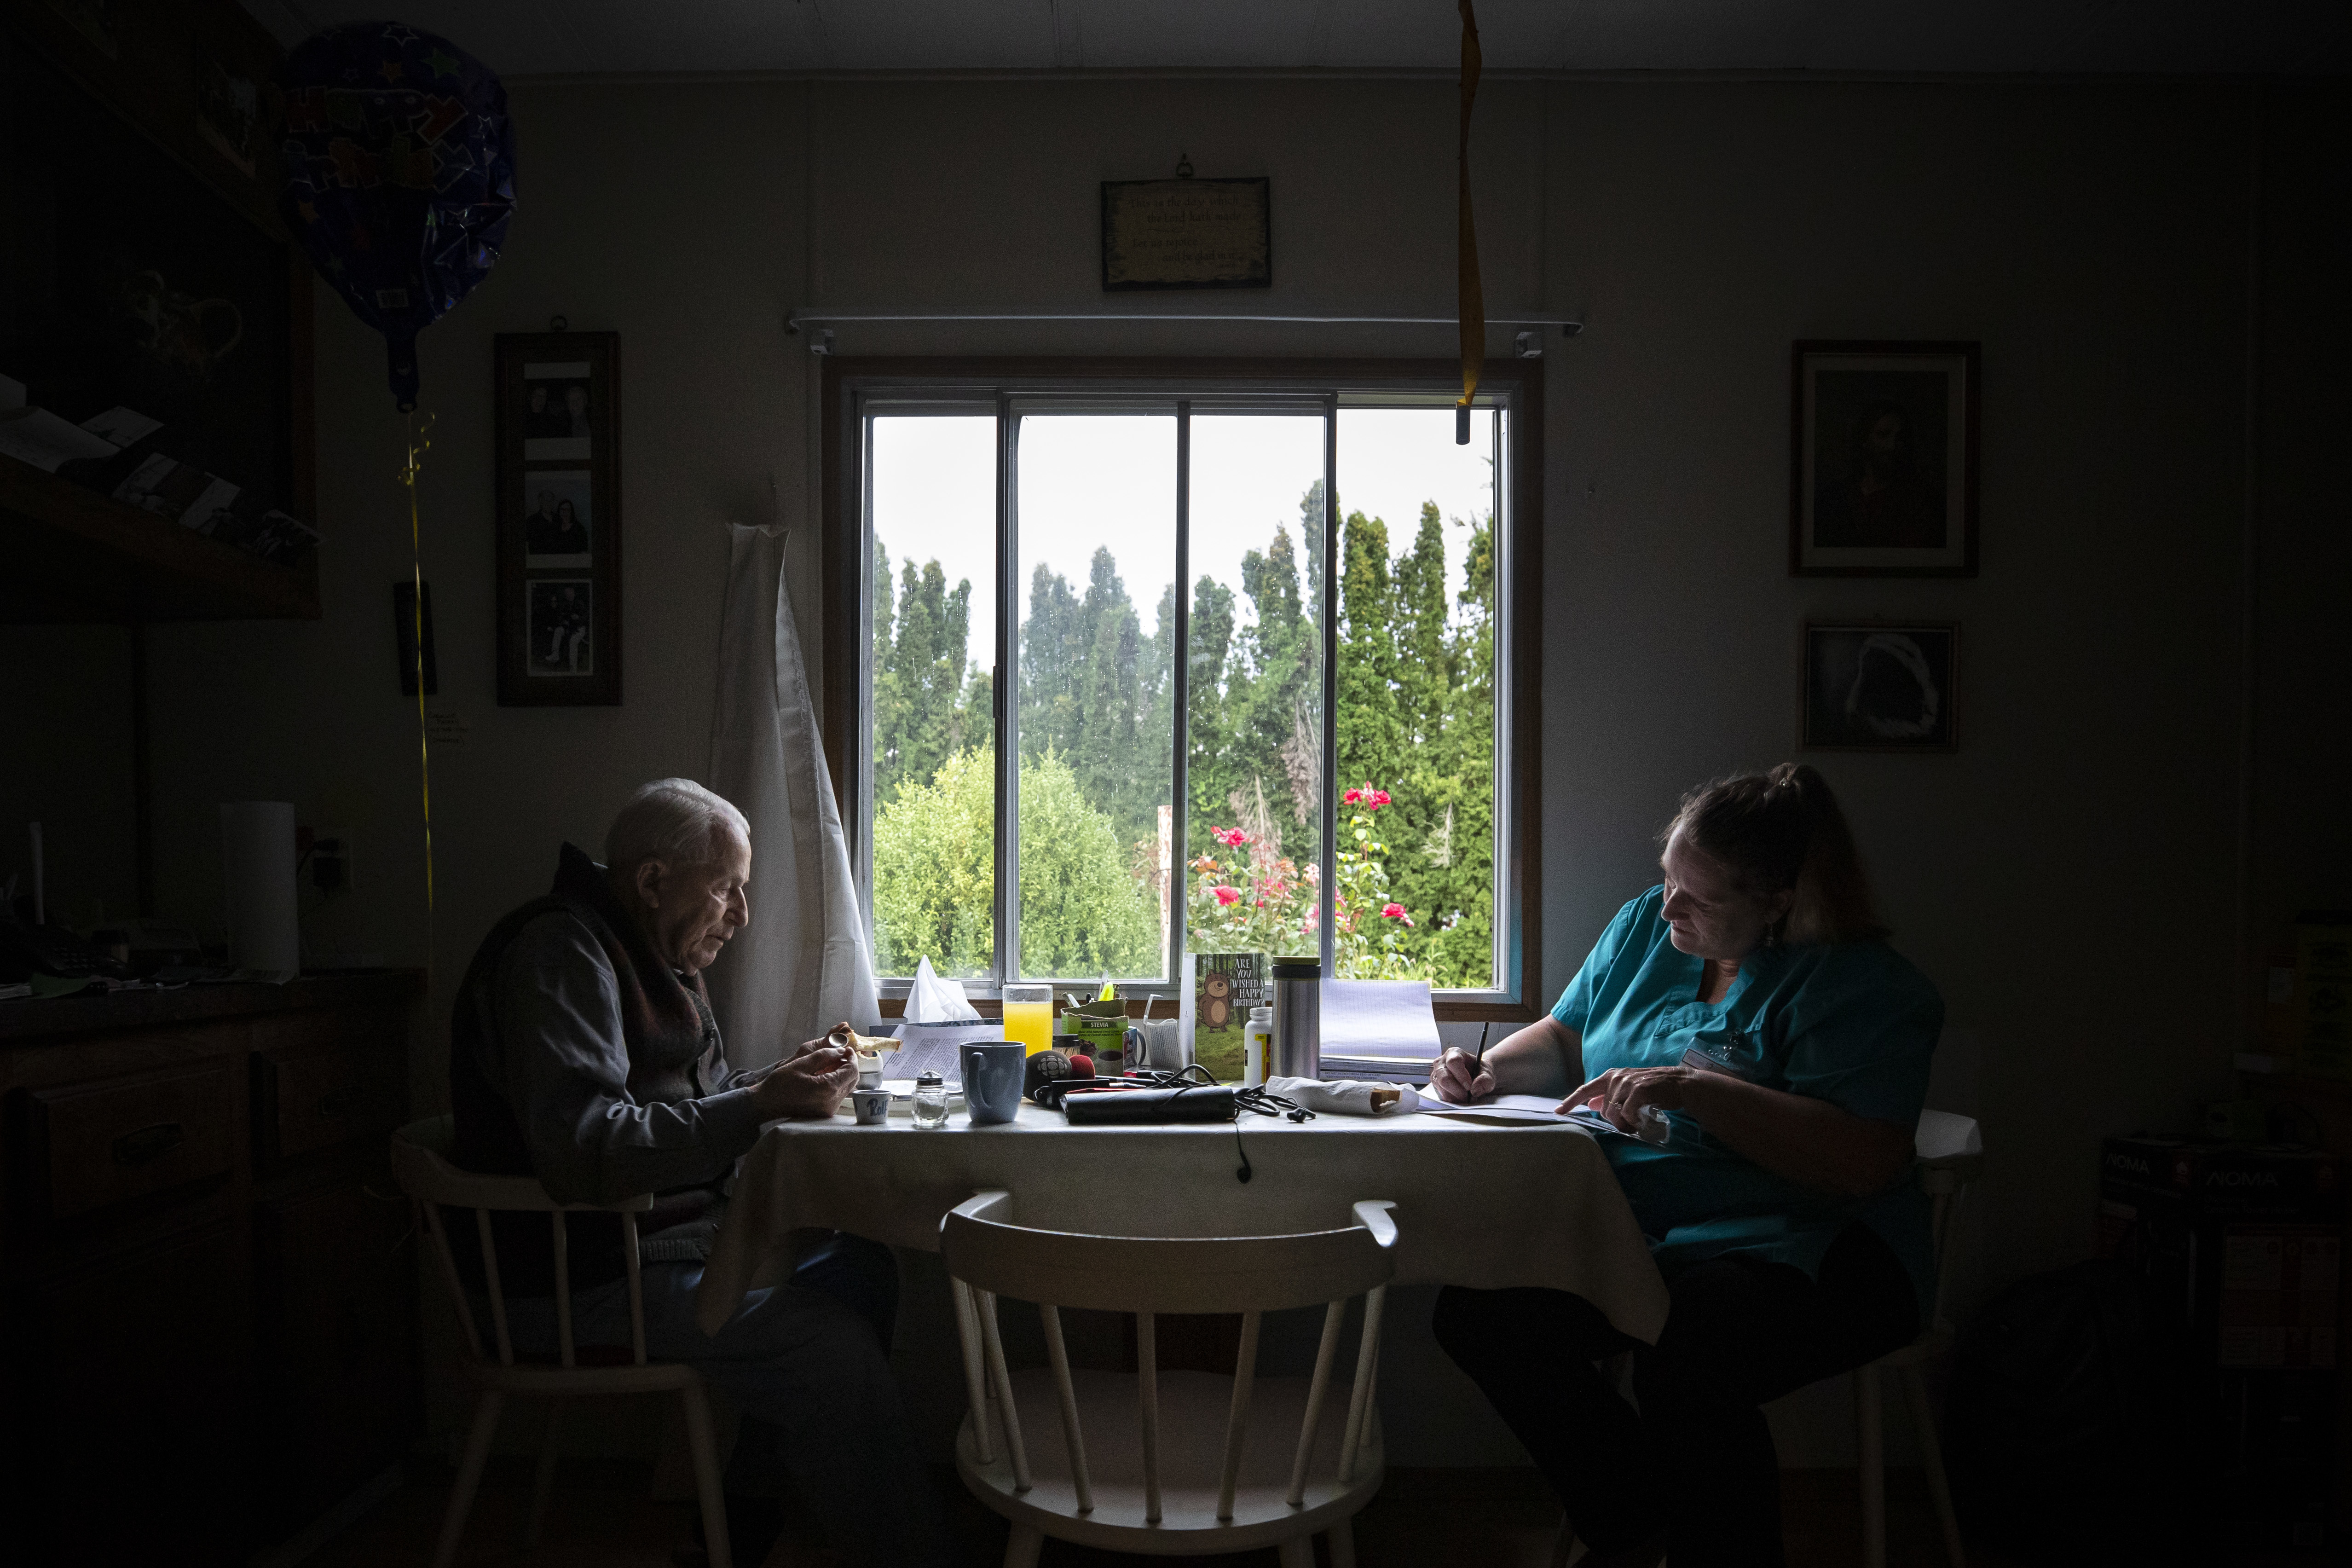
[400,412,438,924]
[1456,0,1484,442]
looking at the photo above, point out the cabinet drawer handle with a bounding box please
[113,1122,186,1166]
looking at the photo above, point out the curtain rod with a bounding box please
[786,307,1582,351]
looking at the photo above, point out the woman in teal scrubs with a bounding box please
[1430,764,1939,1568]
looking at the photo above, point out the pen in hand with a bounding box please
[1462,1021,1494,1102]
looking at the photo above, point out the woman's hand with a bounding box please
[1430,1017,1584,1102]
[1563,1065,1707,1132]
[1566,1065,1918,1196]
[751,1037,856,1120]
[1427,1047,1496,1104]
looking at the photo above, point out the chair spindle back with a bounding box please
[940,1190,1398,1524]
[391,1115,657,1371]
[1913,1108,1983,1331]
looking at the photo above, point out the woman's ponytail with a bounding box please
[1665,764,1886,945]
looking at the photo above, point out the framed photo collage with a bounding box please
[496,331,621,705]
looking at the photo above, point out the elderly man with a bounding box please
[449,778,948,1567]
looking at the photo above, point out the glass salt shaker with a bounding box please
[913,1069,949,1129]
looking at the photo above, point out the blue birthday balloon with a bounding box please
[277,22,515,411]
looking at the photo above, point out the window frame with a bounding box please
[821,357,1545,1022]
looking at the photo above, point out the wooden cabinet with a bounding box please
[252,1007,406,1169]
[253,1170,419,1538]
[17,1057,241,1219]
[14,1220,253,1562]
[0,972,421,1566]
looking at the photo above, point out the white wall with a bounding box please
[17,71,2324,1466]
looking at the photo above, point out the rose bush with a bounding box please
[1184,781,1421,980]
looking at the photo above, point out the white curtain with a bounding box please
[705,524,880,1069]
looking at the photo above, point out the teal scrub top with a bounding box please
[1554,887,1944,1316]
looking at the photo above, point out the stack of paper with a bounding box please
[1418,1092,1589,1127]
[879,1020,1000,1088]
[1318,978,1443,1068]
[0,408,116,472]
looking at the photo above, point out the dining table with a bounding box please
[696,1099,1668,1342]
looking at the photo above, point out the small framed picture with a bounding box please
[1801,622,1959,752]
[522,364,594,460]
[1791,341,1978,577]
[522,470,594,566]
[497,332,620,705]
[526,580,595,677]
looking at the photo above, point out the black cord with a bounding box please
[1098,1066,1314,1181]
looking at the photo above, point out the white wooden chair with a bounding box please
[1855,1108,1982,1568]
[1550,1108,1984,1568]
[390,1115,734,1568]
[940,1189,1399,1568]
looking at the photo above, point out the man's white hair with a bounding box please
[604,778,749,874]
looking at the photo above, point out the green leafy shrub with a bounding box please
[872,746,1160,979]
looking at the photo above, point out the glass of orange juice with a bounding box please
[1000,984,1055,1056]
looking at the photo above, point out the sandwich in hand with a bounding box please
[826,1022,899,1076]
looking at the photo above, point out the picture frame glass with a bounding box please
[1100,176,1271,291]
[497,332,618,705]
[526,579,594,677]
[1796,348,1973,575]
[521,359,593,460]
[1802,624,1957,751]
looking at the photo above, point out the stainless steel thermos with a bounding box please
[1270,958,1321,1080]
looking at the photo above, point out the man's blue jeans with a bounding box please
[499,1233,950,1566]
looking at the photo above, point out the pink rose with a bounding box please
[1382,902,1407,919]
[1213,885,1242,906]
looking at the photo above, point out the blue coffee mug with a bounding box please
[958,1041,1027,1126]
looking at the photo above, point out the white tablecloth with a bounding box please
[698,1104,1668,1342]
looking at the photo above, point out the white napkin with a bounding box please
[1266,1076,1422,1117]
[906,956,982,1024]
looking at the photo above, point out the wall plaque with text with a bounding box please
[1100,176,1271,291]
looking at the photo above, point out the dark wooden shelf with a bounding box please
[0,969,423,1045]
[0,453,319,623]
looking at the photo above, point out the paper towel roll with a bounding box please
[221,801,299,975]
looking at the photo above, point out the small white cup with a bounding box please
[851,1086,892,1126]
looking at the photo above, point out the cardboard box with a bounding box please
[2218,1227,2341,1369]
[2298,916,2352,1080]
[2211,1368,2337,1551]
[2098,1138,2341,1363]
[2098,1136,2343,1548]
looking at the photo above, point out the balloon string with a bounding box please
[1456,0,1484,440]
[402,411,437,938]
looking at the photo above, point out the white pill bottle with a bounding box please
[1242,1005,1274,1088]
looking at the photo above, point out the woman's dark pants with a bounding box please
[1432,1223,1918,1568]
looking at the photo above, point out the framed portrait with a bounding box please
[1790,341,1978,577]
[496,332,620,705]
[1801,622,1959,752]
